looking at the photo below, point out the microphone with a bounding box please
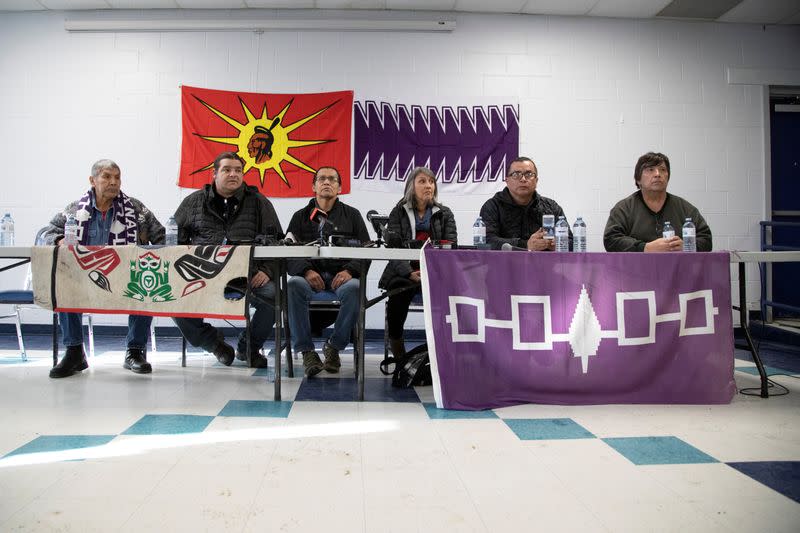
[310,207,328,225]
[278,231,296,245]
[501,242,527,252]
[310,208,331,245]
[366,210,390,245]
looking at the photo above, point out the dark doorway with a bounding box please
[767,88,800,320]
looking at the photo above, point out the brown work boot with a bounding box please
[302,350,324,377]
[322,341,341,373]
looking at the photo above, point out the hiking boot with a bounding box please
[236,346,269,369]
[123,348,152,374]
[49,345,88,379]
[322,341,341,373]
[212,340,235,366]
[302,350,324,377]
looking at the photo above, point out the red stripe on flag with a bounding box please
[179,86,353,198]
[55,307,247,320]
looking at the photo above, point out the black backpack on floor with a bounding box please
[381,343,432,389]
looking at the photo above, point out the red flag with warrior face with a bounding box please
[179,85,353,197]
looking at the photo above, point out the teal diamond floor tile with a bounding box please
[0,357,31,365]
[3,435,116,458]
[423,402,498,419]
[122,414,214,435]
[603,436,718,465]
[735,365,796,376]
[218,400,293,418]
[252,364,304,379]
[504,418,595,440]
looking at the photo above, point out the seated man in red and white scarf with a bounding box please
[43,159,165,378]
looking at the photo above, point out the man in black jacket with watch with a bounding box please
[286,166,370,377]
[172,151,282,369]
[480,156,572,251]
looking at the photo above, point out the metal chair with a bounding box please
[75,315,157,359]
[0,227,50,361]
[0,226,157,363]
[179,284,254,367]
[283,287,361,376]
[178,269,293,378]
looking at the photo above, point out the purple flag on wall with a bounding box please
[421,249,736,410]
[353,100,519,194]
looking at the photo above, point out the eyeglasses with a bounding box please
[315,175,338,184]
[508,171,536,181]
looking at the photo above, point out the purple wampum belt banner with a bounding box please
[353,100,519,194]
[420,249,736,410]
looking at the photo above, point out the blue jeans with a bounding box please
[59,312,151,349]
[173,281,276,352]
[287,273,360,353]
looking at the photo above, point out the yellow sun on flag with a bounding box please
[190,96,336,187]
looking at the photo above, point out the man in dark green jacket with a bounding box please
[603,152,712,252]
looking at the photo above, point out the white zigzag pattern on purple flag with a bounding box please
[353,101,520,188]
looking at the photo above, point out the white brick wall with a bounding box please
[0,10,796,329]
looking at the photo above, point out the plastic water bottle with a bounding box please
[165,215,178,245]
[472,216,486,247]
[662,220,675,239]
[63,214,79,246]
[555,215,570,252]
[542,214,555,241]
[0,213,14,246]
[682,218,696,252]
[572,216,587,252]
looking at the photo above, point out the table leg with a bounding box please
[273,260,282,401]
[739,263,768,398]
[52,313,58,367]
[357,264,367,401]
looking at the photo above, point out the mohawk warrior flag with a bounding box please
[353,99,519,194]
[179,86,354,197]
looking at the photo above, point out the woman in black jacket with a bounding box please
[378,166,458,369]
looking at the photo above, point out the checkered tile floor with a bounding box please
[0,334,798,531]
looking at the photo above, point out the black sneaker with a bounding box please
[322,342,341,373]
[302,351,324,377]
[236,347,268,369]
[212,341,235,366]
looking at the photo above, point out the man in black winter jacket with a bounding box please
[480,156,572,251]
[172,152,283,369]
[286,166,370,377]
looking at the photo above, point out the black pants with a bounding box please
[385,276,421,339]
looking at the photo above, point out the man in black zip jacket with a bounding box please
[172,152,282,368]
[286,166,370,377]
[480,156,572,251]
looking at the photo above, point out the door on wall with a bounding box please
[768,89,800,320]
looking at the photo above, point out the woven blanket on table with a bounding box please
[32,245,252,319]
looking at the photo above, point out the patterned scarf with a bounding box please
[74,189,138,245]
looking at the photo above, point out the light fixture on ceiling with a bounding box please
[64,17,456,33]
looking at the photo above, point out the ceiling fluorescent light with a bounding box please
[64,18,456,33]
